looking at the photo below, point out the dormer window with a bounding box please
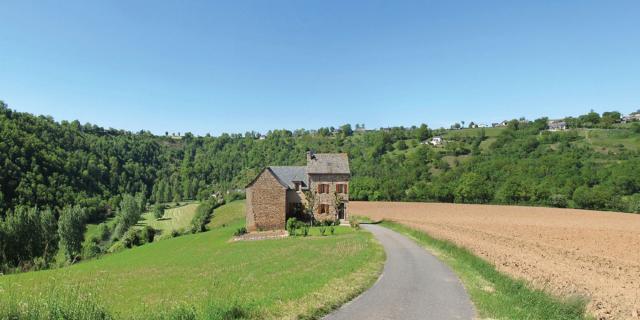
[294,181,301,191]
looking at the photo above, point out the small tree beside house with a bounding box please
[332,192,345,223]
[304,190,318,226]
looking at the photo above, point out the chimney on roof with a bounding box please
[306,150,316,162]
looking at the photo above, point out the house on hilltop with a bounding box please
[492,121,509,128]
[245,152,350,231]
[622,112,640,123]
[547,120,567,131]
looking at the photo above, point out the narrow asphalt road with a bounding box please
[324,224,475,320]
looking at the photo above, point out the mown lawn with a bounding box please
[0,201,384,319]
[138,202,200,235]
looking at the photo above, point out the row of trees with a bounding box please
[0,192,146,272]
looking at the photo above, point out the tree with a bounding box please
[135,192,147,214]
[340,124,353,137]
[153,203,165,220]
[601,111,621,127]
[579,110,601,126]
[39,208,59,263]
[303,190,318,225]
[115,194,142,237]
[455,173,492,203]
[1,206,43,267]
[572,185,614,210]
[58,205,86,262]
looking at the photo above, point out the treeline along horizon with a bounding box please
[1,101,640,269]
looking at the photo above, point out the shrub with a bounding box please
[626,193,640,213]
[224,191,245,203]
[286,218,298,236]
[329,225,335,235]
[122,229,142,248]
[153,203,165,220]
[171,229,182,238]
[549,194,568,208]
[319,225,327,236]
[301,224,309,237]
[82,237,102,259]
[191,200,215,233]
[141,226,156,243]
[350,220,360,230]
[97,223,111,241]
[233,227,247,236]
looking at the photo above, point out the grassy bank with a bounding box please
[379,221,591,320]
[0,201,385,319]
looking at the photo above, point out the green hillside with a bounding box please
[0,201,384,319]
[2,103,640,272]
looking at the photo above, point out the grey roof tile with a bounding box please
[306,153,350,174]
[269,166,308,189]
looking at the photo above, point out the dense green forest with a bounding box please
[1,101,640,271]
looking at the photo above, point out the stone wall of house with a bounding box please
[246,170,286,231]
[308,173,350,221]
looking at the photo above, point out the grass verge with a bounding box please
[379,221,592,320]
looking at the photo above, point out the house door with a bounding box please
[338,203,345,220]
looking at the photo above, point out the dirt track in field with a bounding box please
[349,201,640,319]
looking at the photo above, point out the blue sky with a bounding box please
[1,1,639,135]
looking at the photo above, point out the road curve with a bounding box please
[324,224,475,320]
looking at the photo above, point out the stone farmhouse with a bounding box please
[245,152,350,231]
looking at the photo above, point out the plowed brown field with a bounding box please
[349,201,640,319]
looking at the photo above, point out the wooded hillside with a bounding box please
[2,101,640,270]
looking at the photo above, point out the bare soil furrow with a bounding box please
[350,201,640,319]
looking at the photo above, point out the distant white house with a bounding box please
[425,136,444,146]
[622,112,640,123]
[492,121,508,127]
[477,123,489,128]
[547,120,567,131]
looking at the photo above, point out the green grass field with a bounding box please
[574,128,640,152]
[138,202,200,236]
[379,221,591,320]
[0,201,385,319]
